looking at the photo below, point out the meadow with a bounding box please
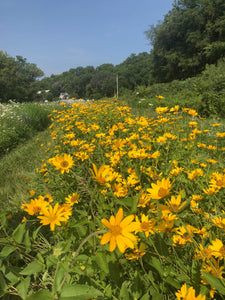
[1,98,225,299]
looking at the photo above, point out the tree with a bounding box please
[145,0,225,83]
[115,53,152,90]
[0,51,44,102]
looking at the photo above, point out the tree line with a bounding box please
[0,51,43,102]
[1,0,225,102]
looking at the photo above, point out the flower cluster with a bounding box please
[20,99,225,298]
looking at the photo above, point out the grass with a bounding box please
[0,101,61,158]
[120,58,225,119]
[0,128,52,211]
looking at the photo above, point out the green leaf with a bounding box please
[16,276,30,299]
[54,266,67,292]
[191,260,201,285]
[201,271,225,295]
[119,281,130,300]
[12,222,26,243]
[140,293,150,300]
[0,271,7,294]
[32,225,42,240]
[24,230,31,249]
[154,233,169,257]
[150,256,164,277]
[5,271,20,285]
[67,218,88,228]
[24,289,53,300]
[20,260,44,276]
[152,293,164,300]
[93,252,109,274]
[59,284,103,300]
[0,245,16,258]
[104,284,112,298]
[165,275,181,289]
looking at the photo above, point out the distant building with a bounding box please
[59,92,69,100]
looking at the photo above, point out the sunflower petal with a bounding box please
[109,236,116,252]
[115,208,123,224]
[120,215,134,228]
[101,232,112,245]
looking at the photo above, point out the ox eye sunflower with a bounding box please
[49,153,74,174]
[100,208,138,253]
[147,178,172,200]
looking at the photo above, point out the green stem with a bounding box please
[56,229,106,294]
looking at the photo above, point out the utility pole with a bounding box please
[116,74,118,99]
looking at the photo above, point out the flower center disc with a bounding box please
[158,187,168,198]
[61,161,69,168]
[111,225,122,236]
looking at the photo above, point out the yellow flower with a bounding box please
[157,211,177,233]
[65,193,80,206]
[37,203,69,231]
[194,244,212,261]
[208,238,225,259]
[156,136,167,143]
[155,95,164,99]
[166,194,186,213]
[207,144,216,150]
[189,121,198,128]
[100,208,138,253]
[89,163,115,185]
[209,172,225,190]
[188,109,198,117]
[143,166,162,180]
[203,186,219,195]
[211,216,225,230]
[74,151,89,161]
[49,153,74,174]
[175,283,205,300]
[135,214,156,237]
[201,257,224,286]
[125,244,146,260]
[170,167,184,176]
[173,225,195,245]
[127,173,139,187]
[155,106,168,114]
[188,168,203,181]
[22,217,27,223]
[21,198,49,215]
[137,192,152,208]
[206,159,217,164]
[147,178,172,200]
[113,183,128,197]
[29,190,36,196]
[170,105,179,112]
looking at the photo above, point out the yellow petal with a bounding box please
[109,236,116,252]
[101,218,111,229]
[100,232,112,245]
[116,235,127,253]
[115,208,123,224]
[120,215,134,228]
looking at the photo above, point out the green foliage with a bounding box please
[145,0,225,83]
[123,58,225,118]
[0,101,59,158]
[0,52,44,103]
[35,52,152,100]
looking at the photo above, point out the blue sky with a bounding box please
[0,0,174,77]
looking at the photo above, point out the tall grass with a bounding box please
[0,101,60,158]
[0,129,54,211]
[121,58,225,118]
